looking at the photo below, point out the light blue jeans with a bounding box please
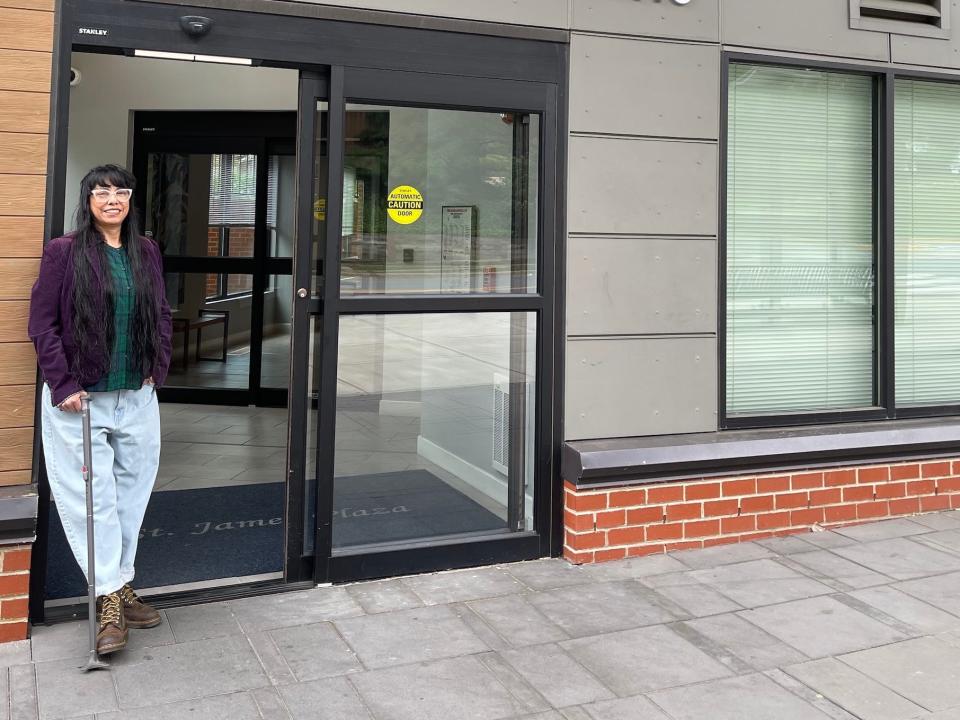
[41,383,160,596]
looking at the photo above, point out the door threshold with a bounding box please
[39,573,309,625]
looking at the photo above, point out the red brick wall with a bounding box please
[0,545,30,642]
[563,459,960,564]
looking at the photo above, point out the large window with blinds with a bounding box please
[725,63,877,417]
[895,78,960,407]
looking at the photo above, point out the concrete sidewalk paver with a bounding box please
[847,585,960,634]
[680,613,808,670]
[840,635,960,712]
[784,657,927,720]
[560,625,732,696]
[333,604,487,669]
[349,655,531,720]
[526,580,678,638]
[18,510,960,720]
[648,673,834,720]
[737,595,910,658]
[466,595,570,647]
[689,558,835,607]
[832,537,960,580]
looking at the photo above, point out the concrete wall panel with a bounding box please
[565,336,717,440]
[892,4,960,68]
[568,136,717,236]
[567,237,716,336]
[722,0,890,62]
[569,35,719,138]
[571,0,719,42]
[291,0,568,28]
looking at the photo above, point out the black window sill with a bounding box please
[562,418,960,489]
[0,484,38,545]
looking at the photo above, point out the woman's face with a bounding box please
[89,184,131,231]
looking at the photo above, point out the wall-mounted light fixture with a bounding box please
[132,49,252,65]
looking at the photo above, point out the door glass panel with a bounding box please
[332,312,536,550]
[340,105,539,295]
[145,152,258,257]
[164,272,253,390]
[268,153,297,258]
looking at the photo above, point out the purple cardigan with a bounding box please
[28,234,173,406]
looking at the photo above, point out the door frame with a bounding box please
[32,0,567,622]
[130,111,297,407]
[304,67,561,583]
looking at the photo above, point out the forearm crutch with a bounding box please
[80,396,109,672]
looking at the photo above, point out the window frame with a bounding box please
[721,52,960,430]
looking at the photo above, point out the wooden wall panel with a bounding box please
[0,428,32,472]
[0,176,45,216]
[0,259,39,299]
[0,470,31,487]
[0,217,44,257]
[0,2,52,487]
[0,48,50,92]
[0,2,54,11]
[0,90,48,134]
[0,7,54,52]
[0,343,36,385]
[0,301,29,342]
[0,132,47,174]
[0,385,34,429]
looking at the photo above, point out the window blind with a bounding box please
[726,64,876,415]
[208,153,257,225]
[895,79,960,406]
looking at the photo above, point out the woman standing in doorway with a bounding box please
[29,164,172,655]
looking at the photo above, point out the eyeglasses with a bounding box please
[91,188,132,204]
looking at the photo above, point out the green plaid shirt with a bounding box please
[85,245,143,392]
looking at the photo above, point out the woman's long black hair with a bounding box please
[71,164,161,381]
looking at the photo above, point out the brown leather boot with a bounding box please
[96,592,127,655]
[119,584,162,629]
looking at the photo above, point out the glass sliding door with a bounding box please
[286,66,557,583]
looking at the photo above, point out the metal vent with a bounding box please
[851,0,949,37]
[861,0,941,24]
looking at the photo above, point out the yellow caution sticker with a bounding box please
[387,185,423,225]
[313,197,326,222]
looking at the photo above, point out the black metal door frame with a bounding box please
[33,0,566,622]
[307,66,560,583]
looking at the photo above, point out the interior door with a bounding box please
[132,114,297,407]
